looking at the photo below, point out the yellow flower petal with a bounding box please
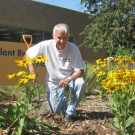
[16,71,27,76]
[7,73,16,79]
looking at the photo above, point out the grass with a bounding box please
[83,61,98,94]
[0,85,47,102]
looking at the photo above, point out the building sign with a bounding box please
[0,41,46,86]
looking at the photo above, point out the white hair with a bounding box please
[53,23,70,37]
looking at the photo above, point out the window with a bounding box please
[44,30,52,40]
[69,34,75,44]
[0,24,21,42]
[0,24,76,44]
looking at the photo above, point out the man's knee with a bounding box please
[75,77,86,88]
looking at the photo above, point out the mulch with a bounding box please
[29,94,115,135]
[0,94,116,135]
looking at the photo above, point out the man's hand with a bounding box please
[32,76,37,83]
[59,69,84,87]
[59,78,70,87]
[26,51,37,83]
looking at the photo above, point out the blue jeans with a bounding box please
[46,77,86,116]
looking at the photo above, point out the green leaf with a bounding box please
[114,117,119,123]
[20,107,25,113]
[125,116,134,128]
[105,104,112,109]
[31,104,41,110]
[98,95,102,99]
[36,116,42,122]
[17,118,25,135]
[12,115,17,120]
[130,95,135,102]
[113,122,120,129]
[108,124,117,130]
[0,121,6,125]
[0,112,8,120]
[109,100,114,104]
[112,110,118,117]
[125,133,129,135]
[8,104,15,114]
[94,89,102,93]
[28,103,32,110]
[20,101,27,106]
[42,123,60,131]
[0,107,5,112]
[16,104,21,117]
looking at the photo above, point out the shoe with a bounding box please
[64,113,74,122]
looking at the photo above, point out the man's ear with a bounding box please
[52,34,55,39]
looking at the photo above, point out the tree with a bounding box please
[80,0,135,57]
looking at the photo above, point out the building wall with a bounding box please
[0,0,107,62]
[0,41,47,86]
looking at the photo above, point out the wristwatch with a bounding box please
[67,77,72,81]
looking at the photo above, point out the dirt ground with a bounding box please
[29,94,115,135]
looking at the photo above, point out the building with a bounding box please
[0,0,107,61]
[0,0,107,86]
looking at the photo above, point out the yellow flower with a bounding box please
[103,58,108,63]
[28,74,36,79]
[108,69,116,77]
[101,77,112,85]
[117,59,123,64]
[128,60,134,64]
[118,55,123,59]
[107,90,112,93]
[92,65,99,73]
[15,55,33,68]
[97,71,105,77]
[122,64,128,68]
[95,59,102,64]
[19,74,36,84]
[114,58,119,62]
[101,62,107,67]
[15,82,21,88]
[124,56,132,62]
[96,79,100,82]
[7,73,16,79]
[33,55,49,63]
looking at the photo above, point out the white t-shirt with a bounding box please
[27,39,84,90]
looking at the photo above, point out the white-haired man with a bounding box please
[26,23,86,122]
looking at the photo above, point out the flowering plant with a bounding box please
[92,58,110,99]
[92,55,135,134]
[0,55,60,135]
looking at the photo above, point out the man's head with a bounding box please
[52,23,70,50]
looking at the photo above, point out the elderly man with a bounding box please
[26,23,86,122]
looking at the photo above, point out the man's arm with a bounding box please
[59,69,84,88]
[26,51,36,82]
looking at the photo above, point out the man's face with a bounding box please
[52,30,69,50]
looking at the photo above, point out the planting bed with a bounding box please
[31,94,115,135]
[0,94,116,135]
